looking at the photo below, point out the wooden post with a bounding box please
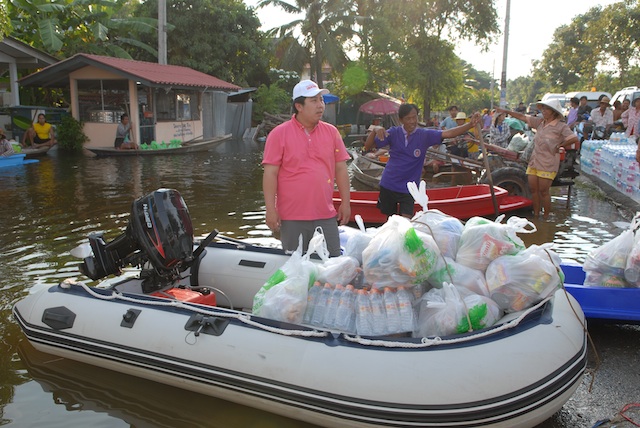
[477,123,500,216]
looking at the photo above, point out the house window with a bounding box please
[156,90,200,121]
[77,79,128,123]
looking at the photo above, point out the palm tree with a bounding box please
[258,0,355,87]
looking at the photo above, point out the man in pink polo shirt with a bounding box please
[262,80,351,256]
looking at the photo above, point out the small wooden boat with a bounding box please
[561,262,640,324]
[350,150,384,189]
[12,188,586,428]
[0,153,39,168]
[333,184,532,224]
[86,134,232,157]
[21,145,52,158]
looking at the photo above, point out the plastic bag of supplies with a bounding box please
[340,215,374,265]
[485,244,563,312]
[456,215,536,272]
[362,215,440,288]
[585,215,639,286]
[427,256,490,296]
[252,231,326,323]
[407,181,464,259]
[413,283,501,337]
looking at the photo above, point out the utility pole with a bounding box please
[499,0,510,108]
[158,0,167,65]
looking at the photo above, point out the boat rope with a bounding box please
[341,295,553,348]
[64,279,329,339]
[542,249,601,392]
[62,279,561,347]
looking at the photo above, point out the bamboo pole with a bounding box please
[476,123,500,215]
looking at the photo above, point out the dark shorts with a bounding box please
[34,136,50,145]
[280,218,341,257]
[114,137,124,148]
[377,185,415,217]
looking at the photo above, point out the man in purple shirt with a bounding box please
[364,104,481,217]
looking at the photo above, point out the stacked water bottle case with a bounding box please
[303,282,417,336]
[581,133,640,202]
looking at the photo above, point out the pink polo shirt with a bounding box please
[262,115,350,220]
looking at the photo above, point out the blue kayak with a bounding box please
[562,262,640,324]
[0,154,39,168]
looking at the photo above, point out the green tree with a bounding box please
[596,0,640,82]
[536,12,602,91]
[0,2,11,37]
[399,36,462,119]
[252,83,291,122]
[258,0,355,87]
[368,0,499,117]
[506,75,545,107]
[132,0,269,86]
[8,0,158,58]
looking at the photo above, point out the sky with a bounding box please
[244,0,622,79]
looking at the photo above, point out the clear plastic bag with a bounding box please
[317,255,361,286]
[584,229,634,277]
[584,214,639,287]
[413,282,500,337]
[411,210,463,259]
[340,215,374,264]
[408,181,464,259]
[362,215,440,288]
[252,232,326,323]
[413,283,467,337]
[624,228,640,286]
[427,256,489,296]
[485,244,562,312]
[456,215,536,272]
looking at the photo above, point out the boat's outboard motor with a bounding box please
[80,189,194,288]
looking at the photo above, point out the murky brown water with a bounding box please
[1,139,638,427]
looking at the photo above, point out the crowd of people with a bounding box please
[261,79,640,253]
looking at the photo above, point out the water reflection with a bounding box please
[10,341,312,428]
[0,138,633,428]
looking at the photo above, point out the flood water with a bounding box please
[1,138,638,427]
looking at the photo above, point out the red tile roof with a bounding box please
[20,53,241,91]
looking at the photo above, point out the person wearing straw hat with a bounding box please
[496,100,578,221]
[590,95,614,131]
[0,128,15,157]
[454,112,480,158]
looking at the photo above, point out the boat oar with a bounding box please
[476,122,499,216]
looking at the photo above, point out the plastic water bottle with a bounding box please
[355,289,373,336]
[335,284,356,333]
[303,281,322,324]
[369,288,386,336]
[383,287,400,334]
[397,286,417,332]
[323,284,344,328]
[311,283,332,327]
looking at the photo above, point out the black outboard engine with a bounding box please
[80,189,194,290]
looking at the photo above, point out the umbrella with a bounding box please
[359,98,401,116]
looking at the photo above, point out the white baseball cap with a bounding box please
[292,80,329,100]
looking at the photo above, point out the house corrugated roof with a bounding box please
[19,53,241,91]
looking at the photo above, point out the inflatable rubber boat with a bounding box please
[13,189,588,428]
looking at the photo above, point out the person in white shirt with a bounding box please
[590,96,614,129]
